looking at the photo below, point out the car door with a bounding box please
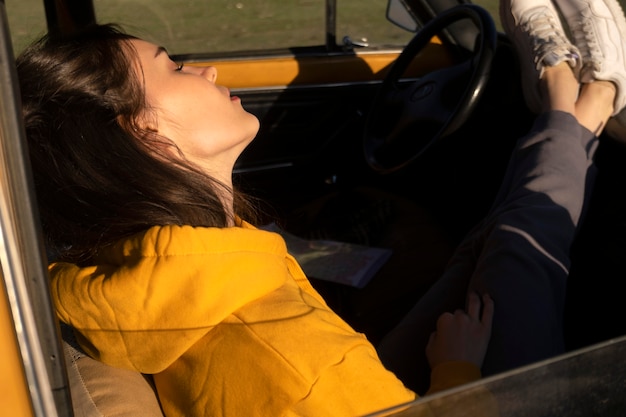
[0,2,72,416]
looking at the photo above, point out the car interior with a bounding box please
[2,0,626,415]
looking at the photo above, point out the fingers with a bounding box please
[435,292,494,331]
[426,292,495,369]
[466,292,482,320]
[435,311,454,328]
[466,292,494,325]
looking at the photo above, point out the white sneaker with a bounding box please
[555,0,626,115]
[500,0,582,113]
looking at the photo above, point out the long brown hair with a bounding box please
[17,24,258,264]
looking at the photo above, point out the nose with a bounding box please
[202,66,218,82]
[184,65,217,82]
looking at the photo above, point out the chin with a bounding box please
[247,118,261,140]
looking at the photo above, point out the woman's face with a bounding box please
[129,39,260,179]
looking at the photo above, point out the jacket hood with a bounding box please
[51,222,304,372]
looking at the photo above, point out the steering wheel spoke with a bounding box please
[364,4,496,173]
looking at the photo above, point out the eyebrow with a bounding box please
[154,46,168,58]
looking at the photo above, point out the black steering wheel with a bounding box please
[363,4,497,174]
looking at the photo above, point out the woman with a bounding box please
[18,25,492,416]
[16,0,625,412]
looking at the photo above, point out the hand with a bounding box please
[425,292,494,369]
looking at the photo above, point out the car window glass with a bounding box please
[367,335,626,417]
[337,0,415,48]
[6,0,46,54]
[468,0,501,30]
[93,0,326,55]
[92,0,414,55]
[6,0,502,56]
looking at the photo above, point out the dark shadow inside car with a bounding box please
[233,25,536,343]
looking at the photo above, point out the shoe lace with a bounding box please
[521,8,579,71]
[570,10,602,74]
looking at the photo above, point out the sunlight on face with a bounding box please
[129,39,260,181]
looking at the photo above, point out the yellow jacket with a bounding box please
[51,222,480,417]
